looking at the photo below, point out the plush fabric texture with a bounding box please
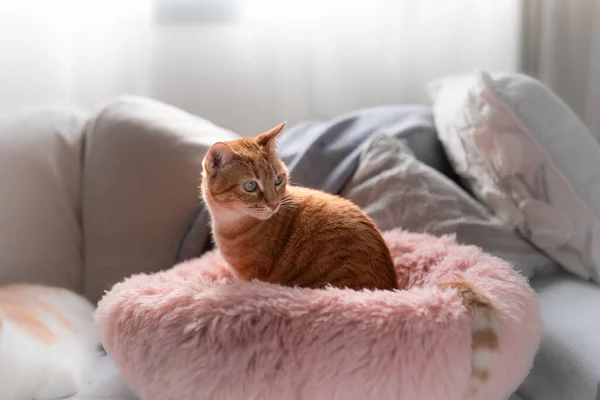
[0,106,87,290]
[82,96,240,302]
[340,133,559,278]
[429,70,600,282]
[96,229,541,400]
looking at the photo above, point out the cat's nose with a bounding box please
[267,203,278,211]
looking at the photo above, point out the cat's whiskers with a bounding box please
[276,200,296,217]
[276,206,291,217]
[279,194,296,205]
[276,198,295,217]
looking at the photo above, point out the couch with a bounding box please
[0,96,240,398]
[1,79,599,399]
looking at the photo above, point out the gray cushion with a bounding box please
[340,134,559,278]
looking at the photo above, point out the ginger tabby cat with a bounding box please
[201,122,398,291]
[201,122,500,397]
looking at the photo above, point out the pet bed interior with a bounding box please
[95,229,541,400]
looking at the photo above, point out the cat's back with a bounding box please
[288,185,369,223]
[272,186,398,290]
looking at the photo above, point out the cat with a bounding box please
[201,122,499,396]
[200,122,398,291]
[438,281,500,399]
[0,283,101,400]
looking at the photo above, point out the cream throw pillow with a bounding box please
[429,71,600,282]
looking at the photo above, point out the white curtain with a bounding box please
[0,0,152,110]
[0,0,521,134]
[522,0,600,139]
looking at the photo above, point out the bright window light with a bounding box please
[242,0,380,27]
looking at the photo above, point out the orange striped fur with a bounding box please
[438,281,499,398]
[0,284,75,343]
[201,122,398,291]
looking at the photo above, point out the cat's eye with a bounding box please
[274,174,285,186]
[243,181,258,193]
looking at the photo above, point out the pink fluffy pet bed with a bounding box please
[96,229,542,400]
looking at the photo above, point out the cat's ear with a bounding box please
[256,121,286,152]
[204,142,235,174]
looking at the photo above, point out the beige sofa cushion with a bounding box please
[0,106,87,290]
[82,96,240,302]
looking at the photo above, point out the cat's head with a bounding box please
[201,122,289,221]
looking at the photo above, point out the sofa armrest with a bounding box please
[0,106,87,290]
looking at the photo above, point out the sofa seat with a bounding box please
[520,274,600,400]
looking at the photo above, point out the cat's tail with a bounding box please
[438,281,500,399]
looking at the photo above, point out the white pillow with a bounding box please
[429,70,600,282]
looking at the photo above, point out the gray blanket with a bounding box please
[176,105,460,261]
[340,133,558,278]
[176,105,557,279]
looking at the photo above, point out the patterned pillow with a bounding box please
[429,71,600,282]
